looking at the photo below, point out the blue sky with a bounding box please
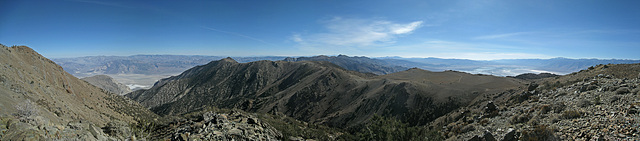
[1,0,639,60]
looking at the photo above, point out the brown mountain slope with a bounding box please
[428,63,640,140]
[81,75,132,95]
[128,58,526,128]
[0,44,158,126]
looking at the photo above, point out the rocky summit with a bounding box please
[154,109,282,140]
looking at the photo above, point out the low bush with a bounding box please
[562,110,581,119]
[520,125,557,141]
[356,115,444,141]
[14,99,39,121]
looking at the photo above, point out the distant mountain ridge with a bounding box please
[127,58,525,127]
[380,57,640,76]
[55,55,640,78]
[284,55,408,75]
[52,55,288,89]
[54,55,640,91]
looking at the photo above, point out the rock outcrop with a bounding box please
[509,72,559,80]
[152,109,282,140]
[82,75,132,95]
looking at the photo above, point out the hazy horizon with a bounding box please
[2,0,639,60]
[45,53,640,61]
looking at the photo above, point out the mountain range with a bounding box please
[57,54,621,77]
[3,44,639,140]
[127,57,525,128]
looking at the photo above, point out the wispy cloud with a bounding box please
[368,39,551,60]
[433,52,551,60]
[292,17,423,48]
[200,26,277,47]
[473,32,534,40]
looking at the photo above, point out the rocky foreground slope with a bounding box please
[0,45,166,140]
[430,64,640,140]
[0,45,293,140]
[81,75,132,95]
[128,57,525,129]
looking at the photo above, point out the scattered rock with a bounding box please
[502,129,517,141]
[528,83,539,91]
[161,110,282,140]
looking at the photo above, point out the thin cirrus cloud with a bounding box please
[472,32,535,40]
[292,17,423,48]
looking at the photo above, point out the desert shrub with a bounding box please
[551,102,565,113]
[593,96,602,105]
[616,87,630,94]
[577,99,591,107]
[356,115,443,141]
[510,114,530,124]
[562,110,581,119]
[479,119,489,126]
[632,88,640,95]
[129,118,157,139]
[14,99,39,121]
[520,125,557,141]
[539,104,551,114]
[258,112,342,140]
[608,95,620,103]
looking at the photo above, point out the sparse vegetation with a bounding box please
[539,104,551,114]
[258,112,344,140]
[616,87,630,94]
[511,113,531,124]
[520,125,557,141]
[562,110,581,119]
[355,115,444,141]
[593,95,602,105]
[577,99,591,107]
[129,118,157,139]
[14,99,39,121]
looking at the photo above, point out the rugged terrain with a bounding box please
[0,45,294,140]
[285,55,409,75]
[6,44,639,140]
[127,57,525,129]
[0,44,163,140]
[429,64,640,140]
[81,75,131,95]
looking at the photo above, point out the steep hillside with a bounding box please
[428,63,640,140]
[0,44,158,140]
[81,75,131,95]
[128,58,525,128]
[284,55,409,75]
